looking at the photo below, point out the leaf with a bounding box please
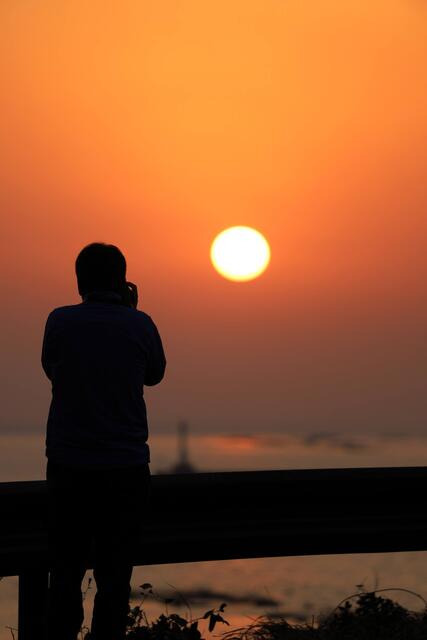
[208,614,218,632]
[203,609,214,619]
[169,613,188,627]
[216,614,230,626]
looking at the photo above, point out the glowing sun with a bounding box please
[210,226,271,282]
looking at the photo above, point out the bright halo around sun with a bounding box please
[210,226,271,282]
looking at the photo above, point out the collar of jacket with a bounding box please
[82,290,124,304]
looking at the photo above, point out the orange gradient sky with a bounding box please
[1,1,426,438]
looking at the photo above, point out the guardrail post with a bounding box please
[18,570,49,640]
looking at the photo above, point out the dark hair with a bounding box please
[75,243,127,296]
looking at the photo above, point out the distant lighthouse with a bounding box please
[161,421,197,474]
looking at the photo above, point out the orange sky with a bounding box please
[1,0,426,438]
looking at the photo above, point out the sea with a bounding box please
[1,431,427,639]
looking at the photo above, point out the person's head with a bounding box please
[75,242,127,297]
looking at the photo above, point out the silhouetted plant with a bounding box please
[220,589,427,640]
[81,581,230,639]
[14,576,425,640]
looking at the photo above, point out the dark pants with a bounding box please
[45,459,151,640]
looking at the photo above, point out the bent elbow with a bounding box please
[144,363,166,386]
[144,374,164,386]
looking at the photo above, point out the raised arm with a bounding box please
[41,313,53,380]
[144,318,166,386]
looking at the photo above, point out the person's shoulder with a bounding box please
[45,303,84,323]
[128,309,161,337]
[131,308,156,327]
[49,303,84,315]
[132,308,150,320]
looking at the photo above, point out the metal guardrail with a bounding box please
[1,467,427,639]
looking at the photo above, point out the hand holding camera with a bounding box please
[120,281,139,309]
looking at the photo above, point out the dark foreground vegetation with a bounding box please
[5,579,426,639]
[79,583,427,640]
[220,590,427,640]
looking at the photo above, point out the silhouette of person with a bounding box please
[42,242,166,640]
